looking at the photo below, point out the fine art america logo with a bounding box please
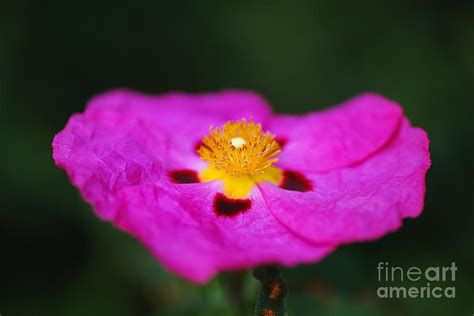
[376,262,457,299]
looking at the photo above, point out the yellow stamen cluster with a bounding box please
[198,119,281,177]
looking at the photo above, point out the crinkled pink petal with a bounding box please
[114,182,334,283]
[84,89,272,168]
[52,114,165,219]
[269,93,403,172]
[53,89,272,219]
[261,119,430,245]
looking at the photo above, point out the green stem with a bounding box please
[253,266,288,316]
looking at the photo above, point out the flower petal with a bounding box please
[85,89,272,168]
[269,93,403,172]
[261,119,430,245]
[114,182,334,283]
[52,114,165,220]
[53,89,272,219]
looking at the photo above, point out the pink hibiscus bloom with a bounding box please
[52,89,430,283]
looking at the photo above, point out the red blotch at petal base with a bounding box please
[169,170,200,184]
[280,170,312,192]
[213,193,252,217]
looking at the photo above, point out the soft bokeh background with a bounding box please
[1,0,473,315]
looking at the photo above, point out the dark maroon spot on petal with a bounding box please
[169,169,200,184]
[280,170,312,192]
[213,193,251,217]
[194,140,211,154]
[275,137,288,148]
[194,141,203,153]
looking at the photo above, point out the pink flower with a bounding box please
[52,89,430,283]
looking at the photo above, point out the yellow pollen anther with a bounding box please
[198,118,281,178]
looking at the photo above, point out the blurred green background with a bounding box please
[1,0,473,315]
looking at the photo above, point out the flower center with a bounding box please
[230,136,246,149]
[198,119,283,198]
[198,119,281,177]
